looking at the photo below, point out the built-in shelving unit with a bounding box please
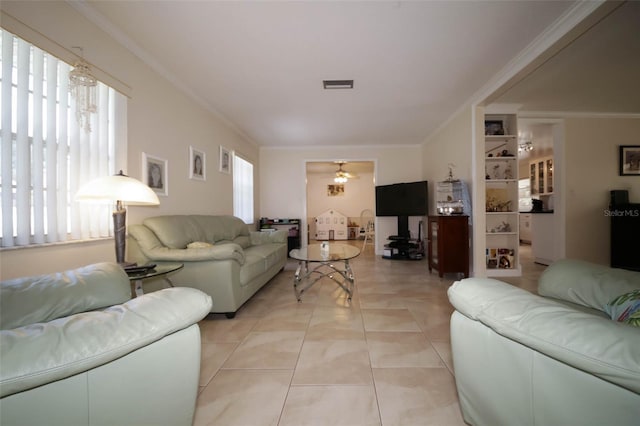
[484,114,521,276]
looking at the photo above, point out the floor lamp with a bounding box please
[76,170,159,267]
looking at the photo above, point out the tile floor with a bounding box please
[194,242,547,426]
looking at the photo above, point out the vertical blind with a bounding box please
[233,154,254,224]
[0,29,122,248]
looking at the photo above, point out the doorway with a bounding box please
[304,160,376,248]
[517,118,565,269]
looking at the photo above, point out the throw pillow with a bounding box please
[187,241,214,249]
[604,289,640,327]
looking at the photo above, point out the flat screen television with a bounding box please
[375,180,428,238]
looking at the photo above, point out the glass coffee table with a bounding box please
[126,263,183,297]
[289,244,361,302]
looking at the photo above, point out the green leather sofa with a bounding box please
[128,215,288,318]
[0,262,212,426]
[448,259,640,426]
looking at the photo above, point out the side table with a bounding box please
[126,263,183,297]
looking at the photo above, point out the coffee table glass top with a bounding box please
[126,263,183,280]
[289,244,361,262]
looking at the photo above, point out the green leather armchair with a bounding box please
[1,262,212,426]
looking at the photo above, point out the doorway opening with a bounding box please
[304,160,376,251]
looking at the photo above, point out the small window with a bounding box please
[233,154,254,224]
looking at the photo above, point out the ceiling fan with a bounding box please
[334,162,356,183]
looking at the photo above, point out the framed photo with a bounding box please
[189,146,206,181]
[142,152,168,197]
[619,145,640,176]
[219,146,231,174]
[327,184,344,196]
[484,120,504,136]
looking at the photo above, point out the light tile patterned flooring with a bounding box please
[194,242,546,425]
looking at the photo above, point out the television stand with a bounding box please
[383,235,423,260]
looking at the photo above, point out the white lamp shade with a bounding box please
[75,173,159,205]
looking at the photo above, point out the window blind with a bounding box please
[0,29,124,247]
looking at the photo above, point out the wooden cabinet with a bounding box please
[428,215,469,278]
[530,156,553,195]
[483,113,520,276]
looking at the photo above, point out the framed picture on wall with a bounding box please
[219,146,231,174]
[189,146,206,181]
[619,145,640,176]
[327,184,344,196]
[142,153,168,196]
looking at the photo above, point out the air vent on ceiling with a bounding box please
[323,80,354,89]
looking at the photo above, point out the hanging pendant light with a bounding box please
[69,47,97,133]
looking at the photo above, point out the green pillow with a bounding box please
[605,289,640,327]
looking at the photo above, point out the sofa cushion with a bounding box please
[144,215,250,248]
[0,263,131,330]
[233,235,251,249]
[605,289,640,326]
[191,215,249,243]
[247,244,287,271]
[239,252,268,286]
[538,259,640,311]
[144,216,203,248]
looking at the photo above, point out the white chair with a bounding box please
[360,209,375,250]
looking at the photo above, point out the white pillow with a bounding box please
[186,241,214,249]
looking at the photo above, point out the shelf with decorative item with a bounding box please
[485,136,517,159]
[485,185,517,213]
[485,158,516,181]
[486,212,518,235]
[484,113,520,277]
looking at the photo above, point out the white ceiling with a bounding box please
[79,1,639,149]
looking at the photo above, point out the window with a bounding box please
[233,154,254,224]
[0,29,124,248]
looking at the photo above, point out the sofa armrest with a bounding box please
[250,230,287,245]
[448,278,640,394]
[0,287,212,397]
[138,243,246,264]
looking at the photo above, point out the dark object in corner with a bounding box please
[610,190,640,272]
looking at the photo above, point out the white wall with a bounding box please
[564,117,640,265]
[260,146,422,252]
[0,2,257,279]
[422,107,474,208]
[422,106,475,271]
